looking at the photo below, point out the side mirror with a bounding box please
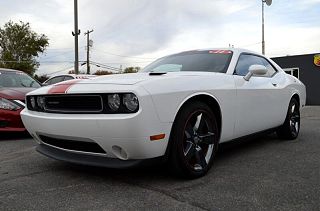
[243,65,268,81]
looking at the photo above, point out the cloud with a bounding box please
[0,0,319,75]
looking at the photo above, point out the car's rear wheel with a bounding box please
[169,102,219,178]
[277,98,300,140]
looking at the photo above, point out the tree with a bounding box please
[123,66,141,73]
[94,70,113,75]
[34,74,49,83]
[0,21,49,75]
[68,70,86,74]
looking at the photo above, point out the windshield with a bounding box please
[0,72,41,88]
[142,50,233,73]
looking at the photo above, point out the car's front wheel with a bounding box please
[169,102,219,178]
[277,98,300,140]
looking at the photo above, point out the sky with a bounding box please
[0,0,319,75]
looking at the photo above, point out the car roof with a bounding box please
[0,68,24,73]
[48,74,96,78]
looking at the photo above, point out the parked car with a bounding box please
[42,74,96,86]
[21,48,306,178]
[0,68,41,132]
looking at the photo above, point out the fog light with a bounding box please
[112,145,128,160]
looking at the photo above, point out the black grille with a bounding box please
[44,95,103,113]
[39,135,106,154]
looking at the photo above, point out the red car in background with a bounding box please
[0,68,41,132]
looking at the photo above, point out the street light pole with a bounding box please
[72,0,80,74]
[262,0,265,55]
[262,0,272,55]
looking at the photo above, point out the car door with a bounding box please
[233,54,285,138]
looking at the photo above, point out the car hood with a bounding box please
[0,87,37,100]
[26,72,227,96]
[78,72,221,85]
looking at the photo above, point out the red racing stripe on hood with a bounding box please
[47,80,81,94]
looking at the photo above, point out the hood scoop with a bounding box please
[149,72,167,76]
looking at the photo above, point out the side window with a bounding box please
[63,76,74,81]
[261,58,277,77]
[235,54,264,76]
[46,78,54,85]
[48,76,64,85]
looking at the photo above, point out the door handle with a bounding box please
[272,83,277,87]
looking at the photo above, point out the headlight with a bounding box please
[30,96,36,109]
[37,96,45,109]
[0,98,20,110]
[123,93,139,112]
[107,94,121,111]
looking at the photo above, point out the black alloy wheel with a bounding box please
[277,98,300,140]
[169,102,219,178]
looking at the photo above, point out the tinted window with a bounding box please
[47,76,64,85]
[235,55,264,76]
[261,58,277,77]
[142,51,233,73]
[63,76,74,81]
[235,54,276,77]
[0,72,41,88]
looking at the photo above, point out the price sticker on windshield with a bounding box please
[209,50,232,54]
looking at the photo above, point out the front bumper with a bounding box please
[0,109,26,132]
[21,101,172,160]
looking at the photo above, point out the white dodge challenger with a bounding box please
[21,48,306,178]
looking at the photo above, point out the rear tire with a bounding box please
[277,98,300,140]
[169,102,219,179]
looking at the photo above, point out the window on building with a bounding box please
[283,68,299,79]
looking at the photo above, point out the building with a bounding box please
[272,53,320,105]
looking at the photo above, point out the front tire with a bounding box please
[277,98,300,140]
[169,102,219,178]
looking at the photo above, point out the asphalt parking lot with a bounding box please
[0,107,319,211]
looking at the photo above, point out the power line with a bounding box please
[92,48,157,60]
[92,61,151,65]
[45,48,74,51]
[239,41,262,48]
[40,50,74,60]
[90,61,121,71]
[46,65,75,76]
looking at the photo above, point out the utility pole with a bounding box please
[84,29,94,74]
[72,0,80,74]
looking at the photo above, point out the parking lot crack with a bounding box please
[121,180,211,211]
[0,147,35,163]
[0,169,52,184]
